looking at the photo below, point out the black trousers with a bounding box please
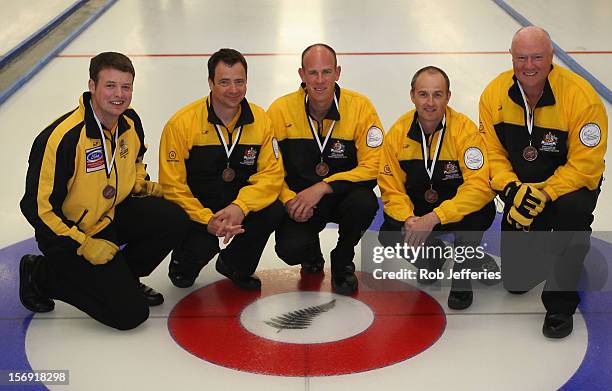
[36,196,190,330]
[378,202,496,284]
[501,187,599,315]
[171,200,285,278]
[275,187,379,274]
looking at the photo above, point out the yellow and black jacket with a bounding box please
[479,64,608,200]
[159,96,283,225]
[20,92,148,253]
[267,84,383,203]
[378,107,494,224]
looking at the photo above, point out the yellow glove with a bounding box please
[132,179,163,198]
[506,205,532,231]
[77,237,119,265]
[513,184,547,217]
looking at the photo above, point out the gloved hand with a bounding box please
[132,179,163,197]
[506,205,532,231]
[502,182,547,217]
[513,184,547,217]
[77,237,119,265]
[501,181,521,204]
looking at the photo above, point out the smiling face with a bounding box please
[88,67,133,128]
[298,45,341,112]
[510,27,554,96]
[410,70,451,132]
[208,61,247,115]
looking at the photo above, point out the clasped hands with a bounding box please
[208,204,246,244]
[286,182,333,222]
[504,182,550,230]
[132,178,163,198]
[403,212,441,247]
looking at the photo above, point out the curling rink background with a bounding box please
[1,0,611,389]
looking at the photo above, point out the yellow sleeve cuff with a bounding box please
[233,199,250,217]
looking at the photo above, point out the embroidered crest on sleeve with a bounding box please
[464,147,484,170]
[579,123,601,147]
[366,126,383,148]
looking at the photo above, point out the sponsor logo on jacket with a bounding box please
[85,146,105,173]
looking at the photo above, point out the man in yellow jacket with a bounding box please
[378,66,497,310]
[20,52,189,330]
[480,26,608,338]
[267,44,383,295]
[159,49,284,290]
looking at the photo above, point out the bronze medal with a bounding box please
[522,145,538,161]
[222,167,235,182]
[424,188,439,204]
[102,185,116,199]
[315,161,330,177]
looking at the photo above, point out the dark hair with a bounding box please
[301,43,337,68]
[89,52,135,84]
[208,48,248,81]
[410,66,450,92]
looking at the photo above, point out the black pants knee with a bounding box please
[501,187,599,315]
[275,186,378,274]
[36,196,190,330]
[172,200,285,278]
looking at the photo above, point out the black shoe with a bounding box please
[543,313,573,339]
[215,257,261,290]
[19,255,55,313]
[168,259,196,288]
[448,290,474,310]
[332,271,358,296]
[139,283,164,306]
[301,257,325,274]
[473,254,501,286]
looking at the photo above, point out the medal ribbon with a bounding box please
[90,101,118,178]
[418,115,446,182]
[305,94,339,155]
[516,81,535,138]
[213,123,243,164]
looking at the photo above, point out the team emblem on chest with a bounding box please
[119,139,129,158]
[539,131,559,153]
[442,161,461,180]
[328,140,346,159]
[240,147,258,166]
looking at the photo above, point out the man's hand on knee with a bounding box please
[77,237,119,265]
[287,182,332,221]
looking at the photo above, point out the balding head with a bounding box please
[511,26,553,54]
[301,43,337,68]
[509,26,554,97]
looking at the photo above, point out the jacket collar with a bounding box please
[301,82,341,121]
[508,64,556,109]
[206,94,254,128]
[407,110,446,143]
[82,92,130,139]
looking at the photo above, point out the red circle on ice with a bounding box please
[168,269,446,376]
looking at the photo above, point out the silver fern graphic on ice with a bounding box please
[264,299,336,333]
